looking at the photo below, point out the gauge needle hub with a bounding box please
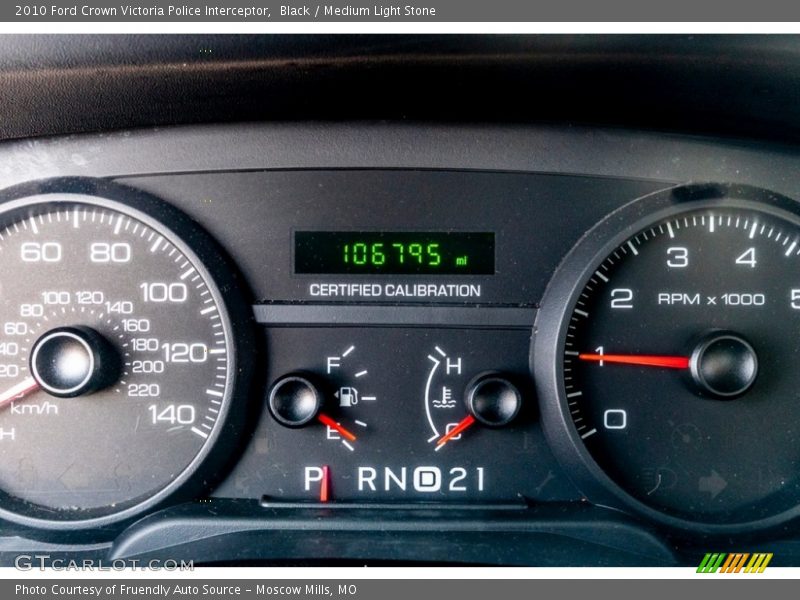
[0,376,40,410]
[578,353,690,369]
[317,413,357,442]
[435,414,477,450]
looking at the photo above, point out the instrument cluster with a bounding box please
[0,124,799,566]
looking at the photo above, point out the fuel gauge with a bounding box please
[268,344,379,453]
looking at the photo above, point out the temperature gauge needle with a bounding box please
[435,414,476,450]
[317,413,357,442]
[578,353,690,369]
[0,377,40,410]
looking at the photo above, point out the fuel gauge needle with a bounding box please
[317,413,357,442]
[0,377,40,410]
[435,414,476,450]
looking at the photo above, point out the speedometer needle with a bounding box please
[578,353,690,369]
[317,413,357,442]
[0,377,40,409]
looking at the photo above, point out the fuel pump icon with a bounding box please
[337,387,359,407]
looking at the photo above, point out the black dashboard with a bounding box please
[2,35,800,567]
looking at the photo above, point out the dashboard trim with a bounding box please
[1,124,800,198]
[107,501,679,567]
[252,304,536,328]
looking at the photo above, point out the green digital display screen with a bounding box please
[295,231,495,275]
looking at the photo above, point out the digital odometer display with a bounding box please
[295,231,495,275]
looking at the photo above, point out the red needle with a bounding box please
[435,414,477,449]
[0,377,40,409]
[320,465,330,503]
[317,413,357,442]
[578,353,690,369]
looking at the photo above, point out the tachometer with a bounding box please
[535,184,800,532]
[0,179,249,529]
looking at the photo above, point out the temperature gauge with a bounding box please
[425,346,522,450]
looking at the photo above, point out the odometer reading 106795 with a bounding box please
[0,192,236,526]
[294,231,495,275]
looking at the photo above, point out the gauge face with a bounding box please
[546,193,800,527]
[0,191,237,525]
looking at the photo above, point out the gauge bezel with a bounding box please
[534,182,800,536]
[0,177,255,533]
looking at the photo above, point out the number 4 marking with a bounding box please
[736,248,756,268]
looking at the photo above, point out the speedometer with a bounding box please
[536,184,800,533]
[0,179,249,529]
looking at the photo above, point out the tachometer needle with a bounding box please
[435,414,477,450]
[578,353,690,369]
[0,377,40,409]
[317,413,357,442]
